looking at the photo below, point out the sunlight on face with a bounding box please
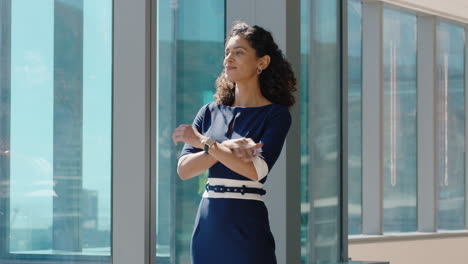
[223,35,260,83]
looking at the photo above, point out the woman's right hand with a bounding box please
[222,138,263,162]
[172,124,204,148]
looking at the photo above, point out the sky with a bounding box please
[10,0,112,233]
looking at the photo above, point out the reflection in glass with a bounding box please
[155,1,224,263]
[300,0,310,261]
[382,8,417,233]
[347,0,362,236]
[436,22,465,230]
[1,0,112,261]
[301,0,342,262]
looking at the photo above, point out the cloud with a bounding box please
[24,189,58,197]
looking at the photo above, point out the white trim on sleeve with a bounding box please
[177,155,188,175]
[252,156,269,181]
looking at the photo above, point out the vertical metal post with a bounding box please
[340,0,349,261]
[362,1,384,235]
[417,15,438,232]
[465,26,468,230]
[285,0,302,262]
[113,0,152,262]
[0,0,11,258]
[150,0,157,262]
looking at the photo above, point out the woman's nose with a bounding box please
[224,53,233,63]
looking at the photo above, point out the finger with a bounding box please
[174,135,180,145]
[224,142,235,149]
[176,124,189,133]
[241,148,254,161]
[226,140,241,149]
[244,139,259,148]
[174,125,184,136]
[172,133,178,145]
[251,143,263,157]
[244,142,262,153]
[174,128,187,144]
[233,148,242,158]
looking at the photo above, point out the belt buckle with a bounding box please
[240,185,247,195]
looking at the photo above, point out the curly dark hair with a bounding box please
[215,22,296,108]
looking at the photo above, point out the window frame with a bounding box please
[0,0,114,262]
[350,0,468,241]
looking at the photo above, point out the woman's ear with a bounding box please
[258,55,271,70]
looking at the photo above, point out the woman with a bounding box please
[172,22,296,264]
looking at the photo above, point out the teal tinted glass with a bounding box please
[382,8,417,232]
[301,0,342,262]
[436,22,465,230]
[1,0,112,261]
[155,0,225,262]
[347,0,362,236]
[300,0,310,260]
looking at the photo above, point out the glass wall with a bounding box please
[382,8,417,233]
[155,0,224,263]
[346,2,467,237]
[436,22,465,230]
[1,0,112,262]
[347,0,362,236]
[300,0,310,260]
[301,0,343,262]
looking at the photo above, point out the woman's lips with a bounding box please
[225,66,236,71]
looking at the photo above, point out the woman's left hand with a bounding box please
[222,138,263,162]
[172,124,204,148]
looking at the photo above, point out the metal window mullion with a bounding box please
[340,0,348,260]
[0,0,11,258]
[150,0,157,262]
[417,15,437,232]
[112,0,152,263]
[362,1,384,235]
[285,0,301,263]
[465,27,468,230]
[307,1,316,261]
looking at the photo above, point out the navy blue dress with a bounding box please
[180,102,291,264]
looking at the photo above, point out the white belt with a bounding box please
[202,178,265,202]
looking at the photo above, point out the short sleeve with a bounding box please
[178,105,208,158]
[258,108,291,171]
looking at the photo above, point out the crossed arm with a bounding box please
[172,124,263,181]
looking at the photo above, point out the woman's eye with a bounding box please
[224,50,242,57]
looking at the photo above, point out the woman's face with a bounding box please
[223,35,260,83]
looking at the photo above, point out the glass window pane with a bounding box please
[382,8,417,233]
[436,22,465,230]
[155,1,224,262]
[301,0,342,262]
[1,0,112,261]
[347,0,362,236]
[300,0,310,260]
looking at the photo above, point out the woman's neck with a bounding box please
[233,80,271,107]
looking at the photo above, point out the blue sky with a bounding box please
[10,0,112,233]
